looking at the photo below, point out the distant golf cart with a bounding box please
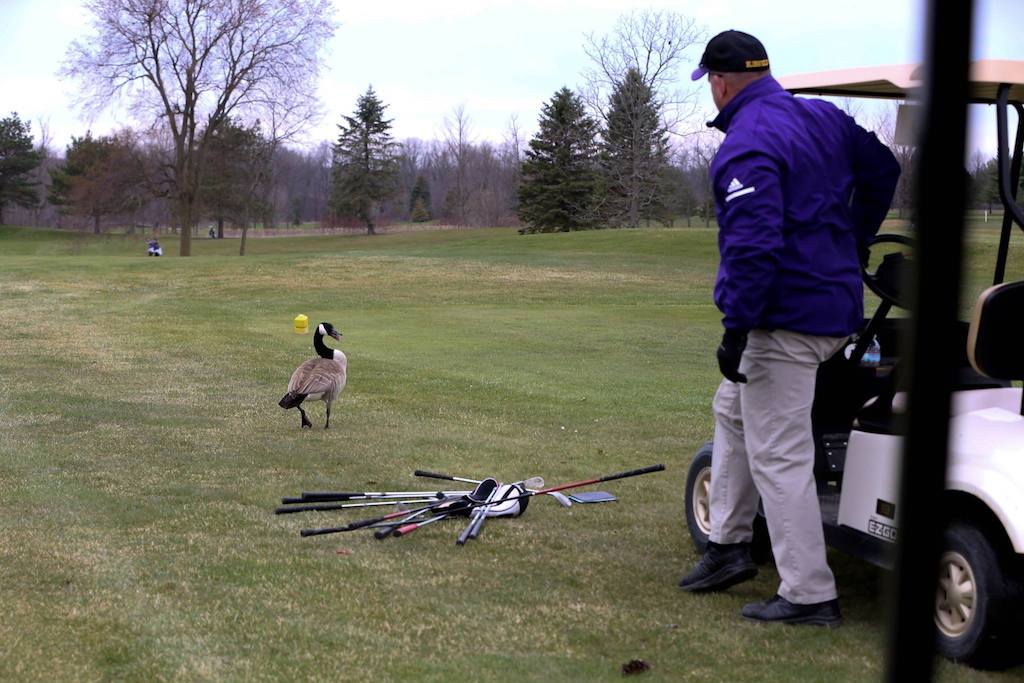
[684,61,1024,669]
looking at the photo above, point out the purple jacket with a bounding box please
[709,76,900,336]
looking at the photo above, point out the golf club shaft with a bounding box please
[284,490,467,504]
[415,471,545,491]
[413,470,481,485]
[300,500,450,536]
[456,485,501,545]
[453,463,666,517]
[373,505,437,539]
[467,506,489,540]
[300,496,471,537]
[275,498,436,515]
[393,511,456,537]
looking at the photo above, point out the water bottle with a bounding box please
[860,336,881,368]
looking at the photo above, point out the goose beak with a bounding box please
[329,329,343,340]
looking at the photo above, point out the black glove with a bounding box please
[717,329,748,383]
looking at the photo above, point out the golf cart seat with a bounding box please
[854,284,1023,434]
[852,318,1011,435]
[968,280,1024,415]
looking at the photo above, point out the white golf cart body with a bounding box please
[839,388,1024,551]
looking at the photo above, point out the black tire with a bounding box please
[934,522,1024,669]
[684,442,714,553]
[683,441,771,562]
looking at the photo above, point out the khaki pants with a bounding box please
[709,329,845,604]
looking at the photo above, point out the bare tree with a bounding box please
[581,9,705,135]
[502,115,524,218]
[63,0,336,255]
[681,128,720,227]
[503,114,523,168]
[423,139,453,220]
[443,104,473,225]
[875,102,916,219]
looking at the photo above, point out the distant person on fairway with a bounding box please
[678,30,899,626]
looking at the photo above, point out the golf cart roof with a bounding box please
[778,60,1024,104]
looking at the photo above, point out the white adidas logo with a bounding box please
[725,177,755,203]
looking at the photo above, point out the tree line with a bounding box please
[0,3,1012,254]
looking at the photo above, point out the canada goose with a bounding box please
[279,322,347,429]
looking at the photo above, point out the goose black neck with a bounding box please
[313,330,334,359]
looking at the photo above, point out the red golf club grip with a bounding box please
[393,522,421,537]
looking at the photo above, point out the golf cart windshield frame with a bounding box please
[780,62,1024,284]
[994,85,1024,284]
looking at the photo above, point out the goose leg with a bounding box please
[324,403,331,430]
[298,406,312,429]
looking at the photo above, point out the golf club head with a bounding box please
[546,491,572,507]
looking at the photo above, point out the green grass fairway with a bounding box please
[1,224,1020,682]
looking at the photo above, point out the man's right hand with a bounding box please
[717,329,748,383]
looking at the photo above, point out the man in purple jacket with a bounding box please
[678,30,899,627]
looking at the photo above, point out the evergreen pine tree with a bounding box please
[196,119,270,238]
[410,197,431,222]
[598,69,671,228]
[0,113,42,225]
[516,87,599,233]
[329,86,401,234]
[408,174,432,219]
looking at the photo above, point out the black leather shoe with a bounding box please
[678,541,757,593]
[741,594,842,627]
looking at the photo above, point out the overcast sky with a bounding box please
[1,0,1022,155]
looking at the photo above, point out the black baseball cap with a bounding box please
[690,30,770,81]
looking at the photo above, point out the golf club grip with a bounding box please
[374,525,397,540]
[299,526,346,537]
[598,463,666,483]
[467,512,487,540]
[393,522,421,537]
[413,470,456,481]
[345,515,393,531]
[276,504,328,514]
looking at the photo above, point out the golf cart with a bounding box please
[683,61,1024,669]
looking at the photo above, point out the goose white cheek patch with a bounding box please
[318,324,326,336]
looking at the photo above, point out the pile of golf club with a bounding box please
[275,464,666,545]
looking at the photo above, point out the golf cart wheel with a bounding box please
[685,443,714,552]
[934,522,1019,668]
[684,442,772,562]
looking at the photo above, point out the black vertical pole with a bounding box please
[886,0,974,680]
